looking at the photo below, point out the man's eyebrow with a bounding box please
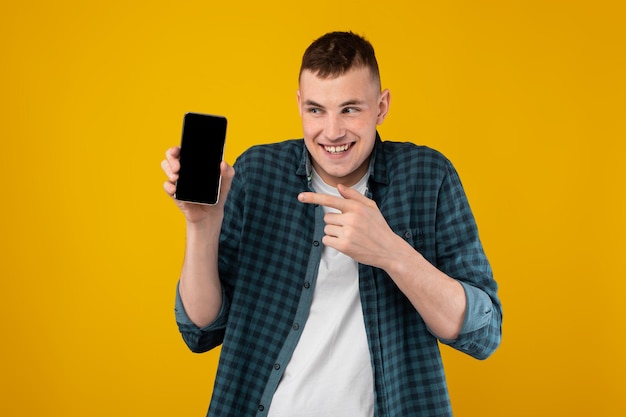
[339,99,366,107]
[303,99,366,107]
[304,99,324,108]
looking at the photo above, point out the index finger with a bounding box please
[298,192,350,212]
[166,146,180,161]
[164,146,181,175]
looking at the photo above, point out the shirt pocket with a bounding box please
[395,227,423,247]
[394,227,435,263]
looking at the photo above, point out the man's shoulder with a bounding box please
[238,139,302,161]
[235,139,303,170]
[244,138,303,155]
[380,140,451,169]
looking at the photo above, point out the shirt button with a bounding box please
[292,323,300,330]
[313,240,320,247]
[258,404,265,412]
[274,363,281,370]
[303,281,311,289]
[404,230,411,239]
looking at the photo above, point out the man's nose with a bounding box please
[324,114,346,141]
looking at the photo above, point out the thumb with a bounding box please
[218,161,236,196]
[337,183,367,201]
[221,160,235,180]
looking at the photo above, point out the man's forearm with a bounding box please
[383,235,467,340]
[178,219,223,328]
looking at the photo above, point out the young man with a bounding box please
[162,31,502,417]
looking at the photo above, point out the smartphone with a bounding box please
[175,112,227,205]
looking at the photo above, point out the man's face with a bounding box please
[297,67,390,188]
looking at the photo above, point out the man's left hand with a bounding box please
[298,184,403,268]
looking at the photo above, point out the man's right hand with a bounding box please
[161,146,235,224]
[162,146,231,327]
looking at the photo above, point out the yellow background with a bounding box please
[1,0,624,415]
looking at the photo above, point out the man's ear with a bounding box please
[377,89,391,125]
[296,90,303,117]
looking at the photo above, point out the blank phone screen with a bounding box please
[175,113,227,205]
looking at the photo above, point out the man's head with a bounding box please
[297,32,390,187]
[299,31,381,91]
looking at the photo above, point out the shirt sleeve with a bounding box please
[437,281,501,359]
[433,158,503,359]
[174,281,230,353]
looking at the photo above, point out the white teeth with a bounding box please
[324,144,350,154]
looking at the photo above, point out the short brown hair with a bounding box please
[299,31,381,88]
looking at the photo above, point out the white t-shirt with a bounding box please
[267,171,374,417]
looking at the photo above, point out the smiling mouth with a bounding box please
[323,143,353,154]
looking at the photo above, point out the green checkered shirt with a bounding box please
[175,135,502,416]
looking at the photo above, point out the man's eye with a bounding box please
[309,108,322,114]
[343,107,359,113]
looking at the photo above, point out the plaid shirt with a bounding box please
[175,135,502,417]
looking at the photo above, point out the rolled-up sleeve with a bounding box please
[434,158,502,359]
[174,281,230,353]
[439,281,502,359]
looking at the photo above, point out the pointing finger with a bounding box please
[298,192,349,212]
